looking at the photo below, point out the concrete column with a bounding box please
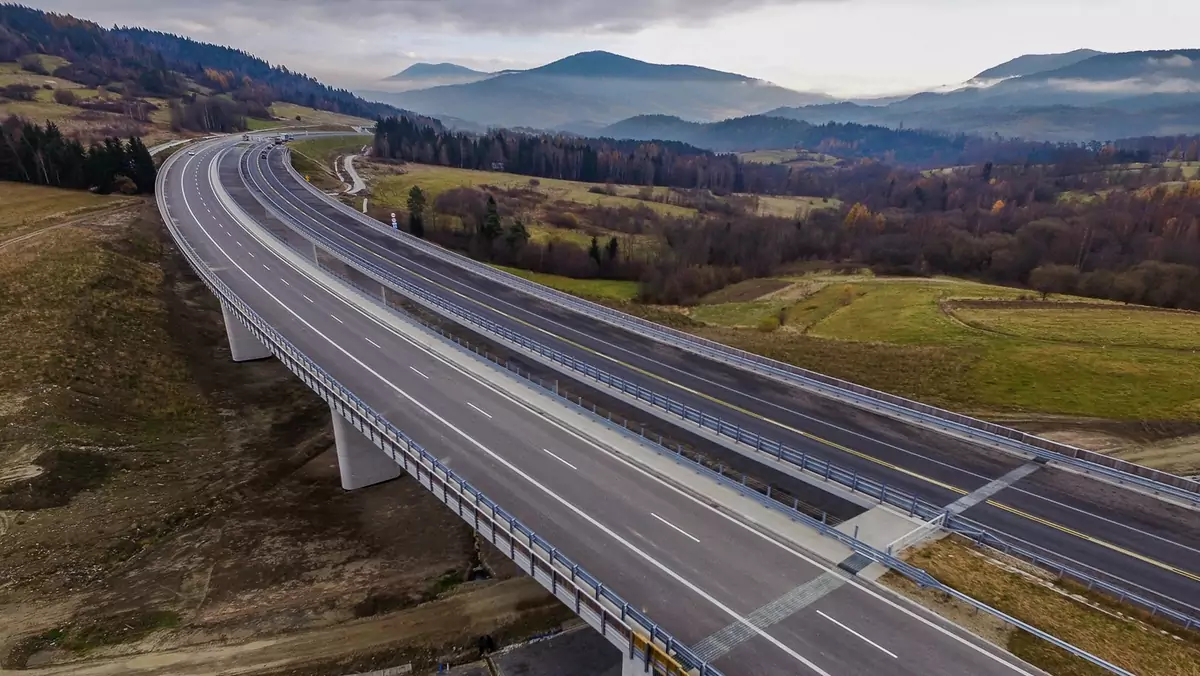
[220,302,271,362]
[331,405,402,490]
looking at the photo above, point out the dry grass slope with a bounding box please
[889,537,1200,676]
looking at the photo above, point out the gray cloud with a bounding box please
[29,0,816,34]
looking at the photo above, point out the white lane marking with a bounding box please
[281,278,290,286]
[236,240,243,246]
[541,448,578,471]
[816,611,898,659]
[467,402,492,419]
[331,314,343,324]
[248,251,255,258]
[365,337,381,349]
[409,366,429,379]
[650,512,700,543]
[263,264,270,271]
[262,153,1199,582]
[199,150,1034,674]
[175,178,835,674]
[303,294,314,303]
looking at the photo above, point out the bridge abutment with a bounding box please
[330,404,402,490]
[220,302,272,362]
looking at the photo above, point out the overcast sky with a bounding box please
[26,0,1200,97]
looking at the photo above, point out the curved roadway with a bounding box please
[161,138,1045,676]
[243,138,1200,614]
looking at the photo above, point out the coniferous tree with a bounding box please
[406,185,426,238]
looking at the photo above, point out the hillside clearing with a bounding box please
[492,265,639,302]
[369,163,697,217]
[268,102,373,128]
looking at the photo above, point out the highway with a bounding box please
[162,138,1048,675]
[237,138,1200,614]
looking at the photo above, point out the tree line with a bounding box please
[372,116,1190,200]
[379,139,1200,309]
[1,115,156,194]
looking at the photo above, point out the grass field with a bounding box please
[492,265,639,302]
[736,150,840,167]
[371,164,696,218]
[664,273,1200,428]
[951,303,1200,351]
[737,150,801,164]
[0,60,82,90]
[751,194,842,217]
[0,182,133,242]
[268,102,373,128]
[890,537,1200,676]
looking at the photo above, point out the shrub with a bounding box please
[18,53,47,75]
[53,89,78,106]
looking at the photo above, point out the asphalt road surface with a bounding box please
[235,140,1200,615]
[161,138,1048,676]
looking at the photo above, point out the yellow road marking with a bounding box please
[280,173,1200,585]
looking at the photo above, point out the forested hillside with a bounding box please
[375,115,1200,310]
[0,5,430,133]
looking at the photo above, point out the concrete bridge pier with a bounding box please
[330,405,403,490]
[221,302,272,362]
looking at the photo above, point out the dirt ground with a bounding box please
[0,197,565,674]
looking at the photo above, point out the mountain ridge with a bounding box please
[372,50,832,132]
[387,62,490,80]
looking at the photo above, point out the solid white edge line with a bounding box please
[183,146,835,676]
[651,512,700,544]
[410,366,429,379]
[542,448,579,471]
[816,610,898,659]
[467,402,492,419]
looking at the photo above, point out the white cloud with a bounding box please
[1149,54,1195,68]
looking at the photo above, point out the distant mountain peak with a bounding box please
[973,49,1106,81]
[527,50,753,81]
[387,62,489,80]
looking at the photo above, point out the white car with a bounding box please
[187,150,196,156]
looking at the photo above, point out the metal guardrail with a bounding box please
[279,152,1200,505]
[253,147,1200,633]
[329,264,843,529]
[230,144,1139,673]
[157,142,713,676]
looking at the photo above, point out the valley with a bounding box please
[4,3,1200,676]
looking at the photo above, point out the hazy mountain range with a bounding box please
[360,51,833,132]
[362,48,1200,143]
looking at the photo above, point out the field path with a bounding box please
[0,203,136,253]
